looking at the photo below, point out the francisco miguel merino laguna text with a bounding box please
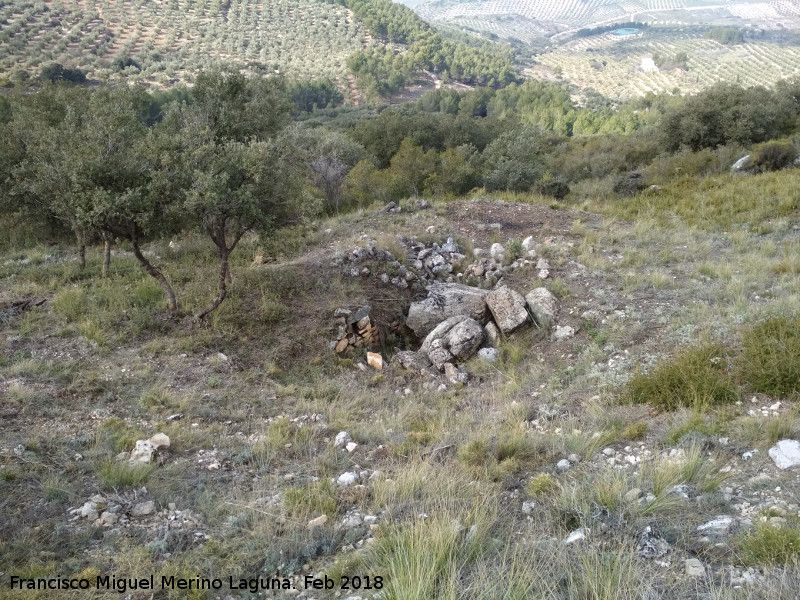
[10,575,297,593]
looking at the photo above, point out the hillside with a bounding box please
[0,0,373,91]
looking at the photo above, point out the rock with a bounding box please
[522,236,535,252]
[624,488,642,502]
[602,447,616,457]
[525,288,558,332]
[697,515,735,536]
[341,513,363,528]
[768,439,800,469]
[536,258,550,271]
[129,440,156,464]
[367,352,383,370]
[131,501,156,517]
[416,198,431,210]
[392,350,433,372]
[79,501,99,521]
[334,432,352,448]
[685,558,705,578]
[98,511,118,527]
[478,348,499,362]
[346,442,358,453]
[637,526,670,558]
[564,528,586,544]
[556,459,571,472]
[406,283,489,338]
[521,500,536,514]
[420,315,484,363]
[335,338,349,353]
[490,243,505,262]
[441,238,459,253]
[337,472,358,486]
[731,155,752,172]
[484,322,501,347]
[554,325,575,340]
[485,286,529,334]
[308,515,328,528]
[149,433,170,449]
[568,453,582,463]
[166,413,184,422]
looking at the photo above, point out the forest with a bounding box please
[2,71,800,317]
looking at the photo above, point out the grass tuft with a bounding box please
[738,523,800,565]
[738,315,800,397]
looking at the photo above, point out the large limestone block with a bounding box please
[486,286,529,334]
[445,318,485,360]
[525,288,558,332]
[406,283,489,337]
[420,316,485,369]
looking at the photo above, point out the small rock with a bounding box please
[685,558,705,578]
[554,325,576,340]
[346,442,358,453]
[624,488,642,502]
[556,459,571,472]
[521,500,536,514]
[602,448,616,457]
[129,440,156,464]
[308,515,328,528]
[79,502,99,521]
[166,413,184,422]
[334,432,353,448]
[567,453,581,463]
[99,511,118,526]
[525,288,558,332]
[477,347,499,362]
[484,321,501,347]
[564,528,586,544]
[131,501,156,517]
[149,433,170,448]
[367,352,383,370]
[490,243,505,262]
[768,439,800,470]
[697,515,735,536]
[337,472,358,486]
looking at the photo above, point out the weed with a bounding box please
[96,460,156,489]
[547,278,571,299]
[51,288,88,323]
[622,422,648,440]
[623,343,739,411]
[738,523,800,565]
[284,480,338,520]
[95,418,146,454]
[527,473,558,497]
[738,315,800,397]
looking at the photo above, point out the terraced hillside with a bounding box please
[413,0,800,39]
[0,0,373,90]
[532,28,800,101]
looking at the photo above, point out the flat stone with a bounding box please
[308,515,328,528]
[685,558,705,577]
[564,528,586,544]
[345,442,358,453]
[337,472,358,486]
[769,439,800,469]
[392,350,432,373]
[485,286,529,334]
[477,347,499,362]
[131,501,156,517]
[697,515,735,536]
[406,283,489,337]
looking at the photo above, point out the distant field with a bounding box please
[530,29,800,100]
[416,0,800,35]
[0,0,372,90]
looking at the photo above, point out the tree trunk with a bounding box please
[76,231,86,270]
[101,237,112,278]
[131,239,178,311]
[196,246,230,320]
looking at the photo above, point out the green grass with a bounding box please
[738,315,800,397]
[738,524,800,565]
[623,343,739,411]
[96,460,156,489]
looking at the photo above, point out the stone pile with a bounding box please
[332,235,542,291]
[330,306,379,354]
[395,282,566,382]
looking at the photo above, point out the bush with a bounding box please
[536,178,570,199]
[623,343,739,411]
[750,140,797,172]
[738,315,800,397]
[612,171,645,197]
[738,524,800,565]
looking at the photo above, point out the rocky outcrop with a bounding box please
[486,286,529,334]
[406,283,489,337]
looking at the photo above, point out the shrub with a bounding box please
[623,343,739,411]
[738,524,800,565]
[526,473,558,497]
[738,315,800,397]
[536,178,570,199]
[612,171,645,197]
[750,140,798,172]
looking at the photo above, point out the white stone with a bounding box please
[769,440,800,470]
[685,558,705,577]
[525,288,558,332]
[602,447,616,457]
[490,243,505,261]
[337,472,358,486]
[131,501,156,517]
[477,347,499,362]
[485,286,529,334]
[522,236,535,251]
[521,500,536,514]
[697,515,735,535]
[149,433,170,449]
[308,515,328,528]
[554,325,575,340]
[334,431,352,448]
[564,528,586,544]
[129,440,156,464]
[79,502,99,521]
[556,459,571,472]
[345,442,358,453]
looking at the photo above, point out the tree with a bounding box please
[162,68,302,319]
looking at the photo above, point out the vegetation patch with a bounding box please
[738,315,800,397]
